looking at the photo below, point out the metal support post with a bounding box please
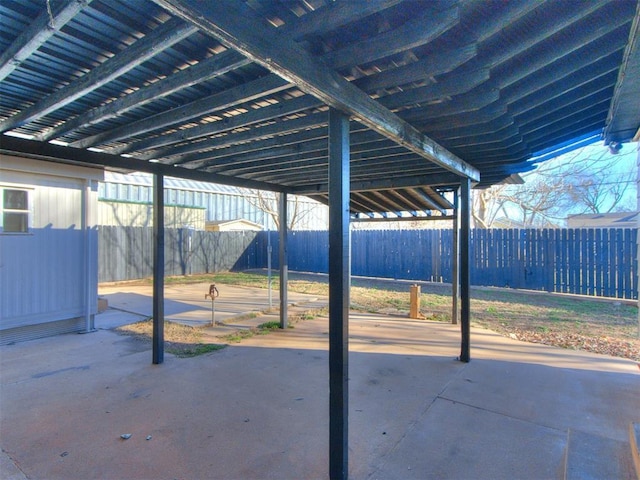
[152,173,165,365]
[636,142,639,337]
[279,192,288,328]
[459,178,471,362]
[267,229,272,309]
[328,107,350,480]
[452,189,460,325]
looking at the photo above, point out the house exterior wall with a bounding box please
[99,171,329,230]
[0,156,103,344]
[98,200,206,230]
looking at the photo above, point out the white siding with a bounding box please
[100,171,329,230]
[0,156,102,343]
[97,201,206,229]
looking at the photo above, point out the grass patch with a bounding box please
[222,318,298,343]
[258,320,289,330]
[221,330,255,343]
[120,271,639,361]
[116,319,226,357]
[220,272,640,361]
[173,343,227,358]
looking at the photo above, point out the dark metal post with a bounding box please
[279,192,288,329]
[452,189,460,325]
[459,178,471,362]
[328,108,350,480]
[153,172,165,365]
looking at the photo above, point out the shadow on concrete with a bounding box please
[1,312,638,480]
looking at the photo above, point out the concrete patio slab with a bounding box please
[1,284,638,479]
[97,282,323,330]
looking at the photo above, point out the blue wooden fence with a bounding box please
[237,228,637,300]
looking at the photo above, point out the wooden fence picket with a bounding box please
[98,226,637,299]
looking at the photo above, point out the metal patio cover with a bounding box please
[1,0,639,217]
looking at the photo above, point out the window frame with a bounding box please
[1,187,32,234]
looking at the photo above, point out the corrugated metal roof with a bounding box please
[1,0,638,218]
[103,171,247,195]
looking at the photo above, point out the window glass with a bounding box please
[4,189,27,210]
[2,189,29,233]
[4,212,28,232]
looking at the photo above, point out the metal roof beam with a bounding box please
[352,44,476,92]
[150,63,488,163]
[346,0,542,93]
[215,142,406,178]
[0,0,93,82]
[153,0,479,181]
[111,94,323,154]
[281,0,404,41]
[405,23,626,128]
[387,188,447,213]
[41,0,400,144]
[176,122,372,167]
[604,0,640,144]
[480,0,614,70]
[130,49,483,166]
[502,47,625,111]
[196,130,386,172]
[378,68,490,110]
[0,135,287,193]
[352,214,455,223]
[73,74,292,149]
[497,17,630,91]
[349,194,386,216]
[293,172,462,195]
[428,114,515,140]
[38,50,251,141]
[0,17,197,133]
[233,148,419,182]
[153,66,488,162]
[158,113,329,165]
[323,6,458,71]
[516,81,615,126]
[401,2,624,136]
[400,86,500,124]
[422,53,618,136]
[354,191,402,217]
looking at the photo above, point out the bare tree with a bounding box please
[472,185,512,228]
[473,144,636,228]
[246,190,314,230]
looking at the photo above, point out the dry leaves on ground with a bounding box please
[502,328,640,362]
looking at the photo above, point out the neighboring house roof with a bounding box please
[566,212,638,228]
[491,217,528,229]
[205,219,263,231]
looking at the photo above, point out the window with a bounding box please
[2,189,30,233]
